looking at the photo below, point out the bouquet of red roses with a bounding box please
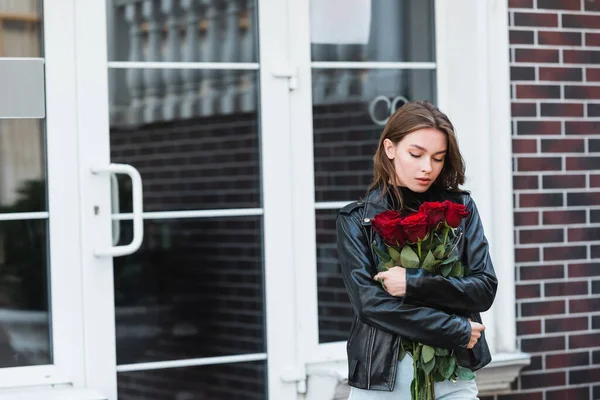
[371,200,474,400]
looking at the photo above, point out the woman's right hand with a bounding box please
[467,319,485,349]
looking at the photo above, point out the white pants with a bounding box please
[348,355,479,400]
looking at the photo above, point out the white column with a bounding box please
[161,0,182,120]
[142,0,164,123]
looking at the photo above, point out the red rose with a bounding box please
[371,210,405,246]
[443,200,470,228]
[418,201,447,229]
[400,212,430,243]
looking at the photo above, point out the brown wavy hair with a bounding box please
[368,101,466,209]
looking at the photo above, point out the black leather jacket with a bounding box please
[336,186,498,391]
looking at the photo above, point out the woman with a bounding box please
[337,101,497,399]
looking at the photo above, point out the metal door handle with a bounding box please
[91,163,144,257]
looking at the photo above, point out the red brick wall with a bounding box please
[484,1,600,399]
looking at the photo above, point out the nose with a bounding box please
[421,158,433,173]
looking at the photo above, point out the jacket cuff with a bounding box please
[405,268,425,299]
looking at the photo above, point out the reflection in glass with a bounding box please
[113,217,265,365]
[118,361,266,400]
[316,210,353,343]
[312,69,436,202]
[107,0,258,63]
[310,0,434,62]
[0,121,46,212]
[109,69,260,212]
[0,219,50,367]
[0,0,43,58]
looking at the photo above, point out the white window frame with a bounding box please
[287,0,530,394]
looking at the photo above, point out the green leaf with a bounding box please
[398,345,406,361]
[388,246,401,262]
[433,244,445,259]
[373,245,391,263]
[450,261,464,277]
[434,348,450,356]
[421,345,435,364]
[438,356,456,380]
[385,259,395,269]
[441,263,453,277]
[434,368,446,382]
[455,365,475,380]
[377,260,388,272]
[422,357,436,375]
[421,251,436,272]
[440,254,459,266]
[400,245,420,269]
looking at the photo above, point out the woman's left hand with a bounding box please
[373,266,407,297]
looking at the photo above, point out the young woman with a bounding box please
[337,101,497,399]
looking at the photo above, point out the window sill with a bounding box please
[306,351,531,399]
[0,387,108,400]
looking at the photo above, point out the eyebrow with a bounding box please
[409,144,447,155]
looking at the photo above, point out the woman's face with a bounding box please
[383,128,447,192]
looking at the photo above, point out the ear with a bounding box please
[383,139,396,160]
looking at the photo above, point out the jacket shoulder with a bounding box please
[339,200,365,216]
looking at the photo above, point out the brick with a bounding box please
[541,138,584,152]
[515,211,539,226]
[593,280,600,294]
[514,175,539,190]
[516,283,541,299]
[498,393,542,400]
[542,175,586,189]
[592,245,600,258]
[586,33,600,46]
[541,104,584,118]
[516,247,540,262]
[521,300,565,316]
[544,245,587,260]
[566,156,600,170]
[569,367,600,384]
[546,316,588,332]
[563,14,600,29]
[590,139,600,152]
[520,264,564,280]
[564,50,600,64]
[515,48,559,63]
[570,298,600,314]
[592,210,600,223]
[565,121,600,135]
[521,371,566,389]
[537,0,581,9]
[509,0,533,7]
[510,30,535,45]
[568,227,600,242]
[513,138,537,153]
[585,0,600,11]
[565,85,600,99]
[592,174,600,187]
[588,68,600,81]
[568,263,600,278]
[547,387,590,400]
[522,355,543,372]
[545,281,588,297]
[539,67,582,81]
[518,157,562,171]
[541,103,584,118]
[567,192,600,206]
[538,31,582,46]
[511,66,536,81]
[514,12,559,27]
[520,193,563,207]
[594,315,600,329]
[520,228,563,244]
[588,104,600,116]
[516,84,561,99]
[546,351,590,369]
[521,336,565,352]
[543,210,586,224]
[516,121,562,135]
[517,319,541,335]
[512,103,537,118]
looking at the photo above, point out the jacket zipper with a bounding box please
[366,327,376,388]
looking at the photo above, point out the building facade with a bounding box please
[0,0,597,399]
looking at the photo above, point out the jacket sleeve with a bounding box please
[404,195,498,314]
[337,211,472,350]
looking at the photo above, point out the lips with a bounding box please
[415,178,431,184]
